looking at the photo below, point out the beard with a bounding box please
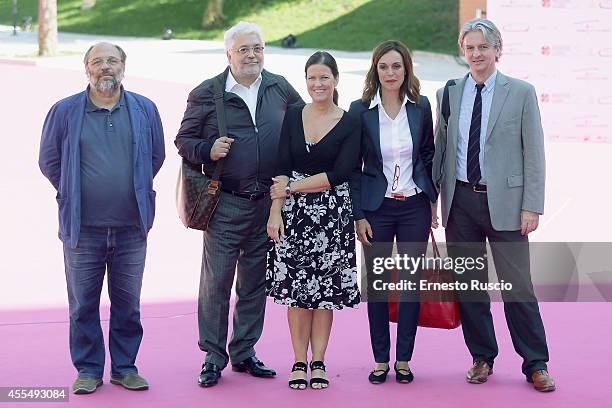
[96,77,119,92]
[89,69,123,94]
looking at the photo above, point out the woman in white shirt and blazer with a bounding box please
[349,40,437,385]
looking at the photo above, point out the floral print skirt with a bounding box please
[266,171,360,310]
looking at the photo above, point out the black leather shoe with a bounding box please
[231,356,276,377]
[198,362,221,387]
[394,362,414,383]
[368,364,390,384]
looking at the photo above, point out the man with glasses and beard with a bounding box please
[39,42,165,395]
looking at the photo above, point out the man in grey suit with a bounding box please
[432,18,555,392]
[175,21,303,387]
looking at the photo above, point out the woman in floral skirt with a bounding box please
[266,51,361,390]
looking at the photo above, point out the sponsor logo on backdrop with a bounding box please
[573,67,608,80]
[598,96,612,105]
[503,23,531,32]
[504,69,530,80]
[573,115,608,130]
[505,43,534,56]
[500,0,535,8]
[547,0,599,8]
[598,48,612,57]
[540,45,611,57]
[599,0,612,9]
[574,20,610,32]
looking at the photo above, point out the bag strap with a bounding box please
[429,229,441,259]
[441,79,453,125]
[211,79,228,182]
[434,79,455,186]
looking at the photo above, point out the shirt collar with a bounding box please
[467,70,497,93]
[368,88,414,109]
[225,69,262,92]
[85,86,125,112]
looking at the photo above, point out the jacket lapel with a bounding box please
[68,91,87,148]
[125,92,143,166]
[406,102,421,162]
[448,74,466,148]
[67,91,87,182]
[485,72,510,142]
[363,106,382,162]
[256,70,277,109]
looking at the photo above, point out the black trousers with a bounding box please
[446,182,549,376]
[363,194,431,363]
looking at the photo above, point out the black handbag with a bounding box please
[176,79,228,231]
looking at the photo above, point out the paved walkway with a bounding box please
[0,24,467,103]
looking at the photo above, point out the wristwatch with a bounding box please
[285,181,292,198]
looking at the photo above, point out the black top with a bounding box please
[277,106,361,187]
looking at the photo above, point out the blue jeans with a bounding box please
[63,226,146,378]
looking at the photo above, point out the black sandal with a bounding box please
[288,362,308,390]
[368,365,390,384]
[309,361,329,389]
[394,362,414,383]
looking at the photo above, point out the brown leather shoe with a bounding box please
[466,361,493,384]
[528,370,556,392]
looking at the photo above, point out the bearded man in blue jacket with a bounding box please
[39,42,165,395]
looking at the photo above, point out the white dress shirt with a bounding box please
[369,91,421,197]
[225,70,262,125]
[456,71,497,184]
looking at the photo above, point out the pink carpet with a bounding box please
[1,301,611,408]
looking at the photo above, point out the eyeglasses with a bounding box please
[88,57,122,67]
[233,46,265,55]
[392,164,400,191]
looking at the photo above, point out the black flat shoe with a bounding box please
[368,365,390,384]
[394,362,414,383]
[309,361,329,389]
[232,356,276,377]
[198,362,221,387]
[288,361,308,390]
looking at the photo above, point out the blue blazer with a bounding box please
[39,89,165,248]
[349,96,436,220]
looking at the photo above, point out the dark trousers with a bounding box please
[63,226,146,378]
[363,194,431,363]
[198,192,272,369]
[446,182,549,376]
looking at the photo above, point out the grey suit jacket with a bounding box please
[432,71,545,231]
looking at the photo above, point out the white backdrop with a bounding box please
[488,0,612,143]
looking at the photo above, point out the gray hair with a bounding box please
[83,42,127,64]
[224,21,264,51]
[458,18,503,61]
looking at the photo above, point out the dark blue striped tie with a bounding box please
[467,83,485,185]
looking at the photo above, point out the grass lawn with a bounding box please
[1,0,458,54]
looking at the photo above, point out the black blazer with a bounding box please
[349,96,436,220]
